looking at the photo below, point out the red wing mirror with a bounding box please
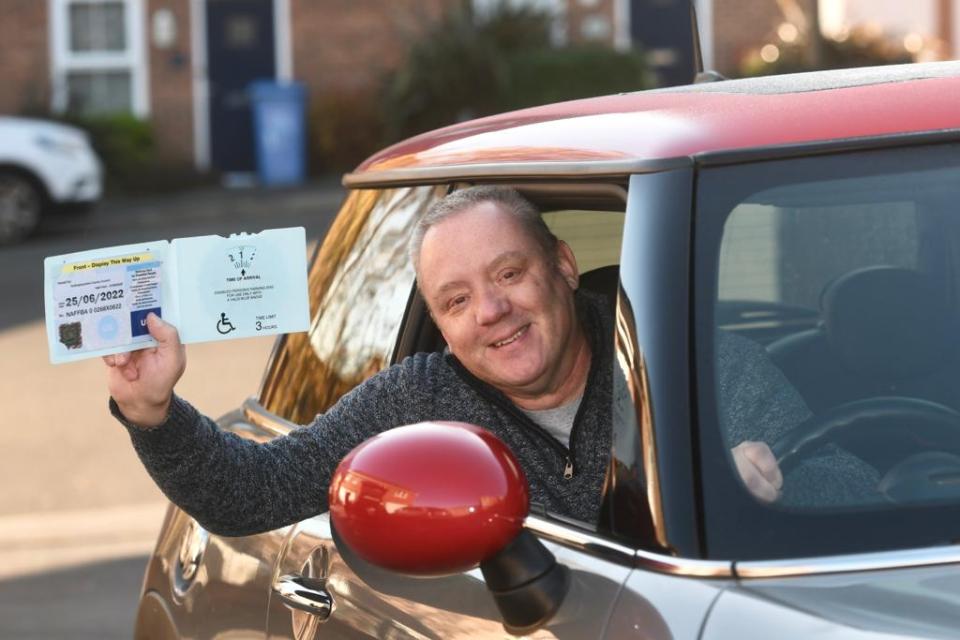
[329,421,529,576]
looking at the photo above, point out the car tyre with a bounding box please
[0,171,43,245]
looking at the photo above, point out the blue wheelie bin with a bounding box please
[249,80,307,186]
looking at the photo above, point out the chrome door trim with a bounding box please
[525,515,636,565]
[525,515,734,578]
[735,544,960,579]
[243,397,298,438]
[634,549,735,578]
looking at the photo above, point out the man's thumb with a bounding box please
[146,313,179,345]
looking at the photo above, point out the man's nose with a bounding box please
[475,286,510,325]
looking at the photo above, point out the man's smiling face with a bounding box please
[417,201,588,408]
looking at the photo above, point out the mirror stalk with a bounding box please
[480,530,571,635]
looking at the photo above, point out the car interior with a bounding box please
[391,183,627,364]
[713,160,960,505]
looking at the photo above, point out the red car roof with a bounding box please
[347,61,960,185]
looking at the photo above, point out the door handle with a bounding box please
[272,574,335,619]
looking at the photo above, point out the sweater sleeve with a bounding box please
[717,331,813,446]
[113,358,433,536]
[716,331,881,506]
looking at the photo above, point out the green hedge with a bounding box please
[60,113,209,193]
[72,114,154,183]
[504,46,652,111]
[380,6,653,143]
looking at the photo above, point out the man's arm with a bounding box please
[105,314,428,536]
[104,313,184,428]
[718,331,880,506]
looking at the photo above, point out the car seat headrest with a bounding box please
[578,264,619,315]
[821,266,954,379]
[578,264,619,302]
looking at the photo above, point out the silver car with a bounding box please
[136,60,960,638]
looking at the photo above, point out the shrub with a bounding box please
[380,7,519,142]
[72,113,154,182]
[504,46,652,111]
[741,27,914,77]
[380,4,652,142]
[309,89,387,173]
[59,113,209,193]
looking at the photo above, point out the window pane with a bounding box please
[259,186,445,424]
[541,210,625,272]
[696,143,960,560]
[719,201,920,310]
[714,165,953,507]
[69,2,127,52]
[66,70,132,114]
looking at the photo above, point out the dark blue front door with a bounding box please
[207,0,276,173]
[630,0,695,87]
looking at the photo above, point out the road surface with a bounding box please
[0,181,343,638]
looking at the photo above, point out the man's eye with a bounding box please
[448,295,467,310]
[501,268,520,282]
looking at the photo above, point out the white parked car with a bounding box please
[0,116,102,244]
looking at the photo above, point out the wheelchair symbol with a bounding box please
[217,312,236,335]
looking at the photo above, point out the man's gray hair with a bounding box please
[409,186,559,275]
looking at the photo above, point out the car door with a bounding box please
[267,510,636,639]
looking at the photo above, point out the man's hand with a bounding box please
[731,441,783,503]
[103,313,186,429]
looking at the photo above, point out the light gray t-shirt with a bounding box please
[522,395,584,448]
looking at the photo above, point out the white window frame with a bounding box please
[49,0,150,117]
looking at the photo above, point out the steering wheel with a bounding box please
[770,397,960,503]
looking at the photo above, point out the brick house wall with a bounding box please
[0,0,624,172]
[290,0,446,96]
[566,0,617,46]
[146,0,194,164]
[0,1,50,115]
[289,0,448,170]
[711,0,784,74]
[0,0,453,170]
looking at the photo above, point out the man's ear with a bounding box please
[555,240,579,290]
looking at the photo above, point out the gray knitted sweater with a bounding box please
[113,291,614,537]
